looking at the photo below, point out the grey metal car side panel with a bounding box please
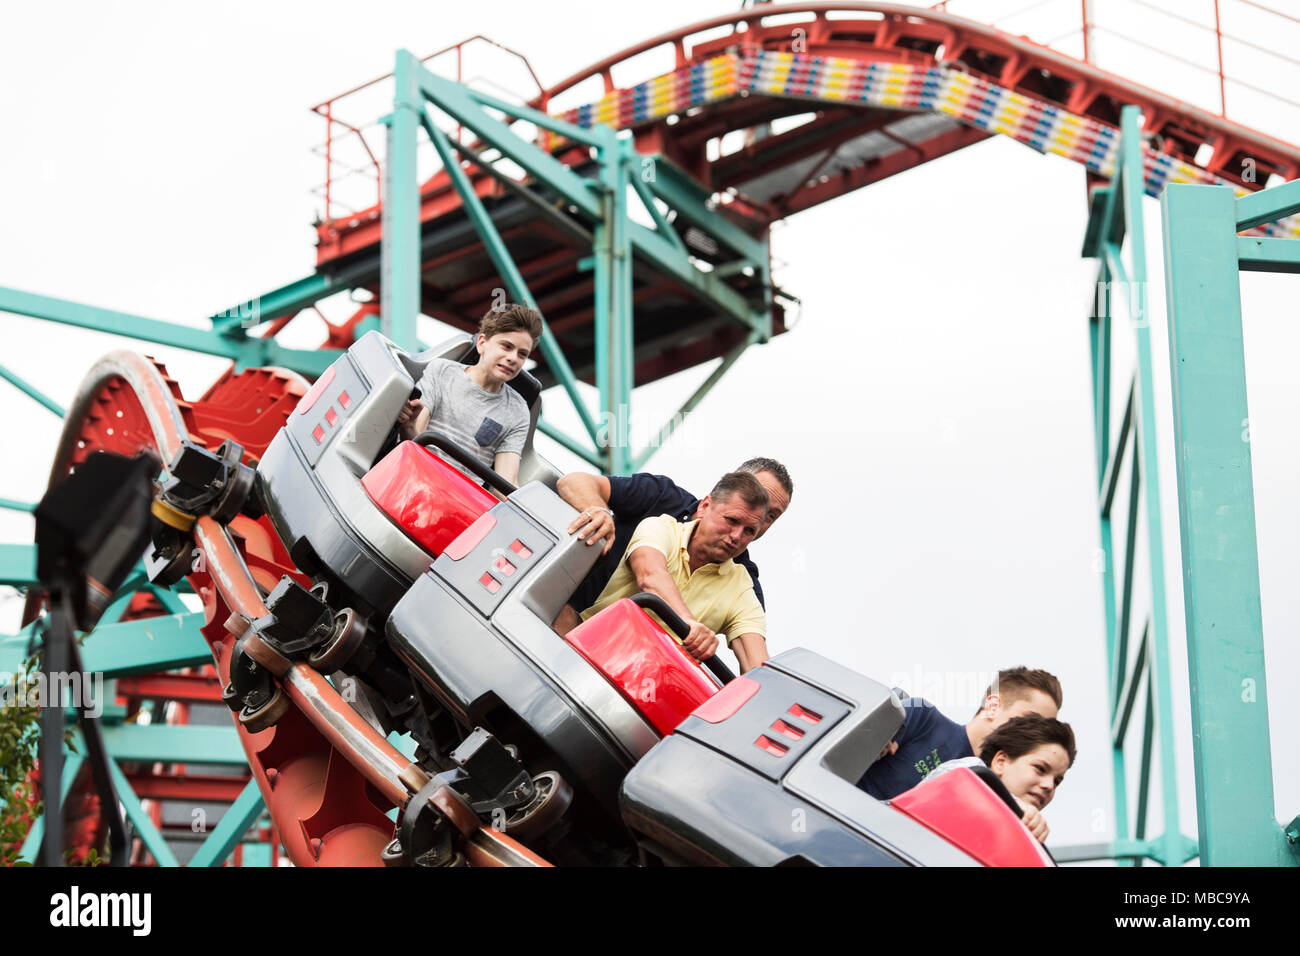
[619,736,908,866]
[386,570,656,819]
[620,649,980,866]
[258,333,435,610]
[766,650,979,865]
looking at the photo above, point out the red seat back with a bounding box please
[362,441,496,556]
[890,767,1052,867]
[566,598,718,736]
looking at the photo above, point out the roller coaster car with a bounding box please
[621,652,1054,866]
[253,331,1051,865]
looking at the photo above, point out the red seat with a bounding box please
[890,767,1052,867]
[361,441,496,556]
[566,599,718,736]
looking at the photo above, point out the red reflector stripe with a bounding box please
[311,424,325,445]
[754,735,789,757]
[479,572,501,593]
[445,512,497,561]
[509,539,532,559]
[299,365,337,416]
[771,719,804,740]
[788,704,822,724]
[494,556,516,575]
[691,676,759,723]
[338,390,351,409]
[325,407,338,426]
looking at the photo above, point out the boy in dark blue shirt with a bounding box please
[857,667,1064,801]
[553,459,793,629]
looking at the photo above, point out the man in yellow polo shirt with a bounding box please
[580,471,770,674]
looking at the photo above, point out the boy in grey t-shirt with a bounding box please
[397,305,543,486]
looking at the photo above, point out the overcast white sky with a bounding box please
[1,0,1297,860]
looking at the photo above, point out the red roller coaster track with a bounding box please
[308,4,1299,389]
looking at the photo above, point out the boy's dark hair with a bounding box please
[708,471,769,513]
[737,457,793,499]
[976,667,1063,715]
[979,715,1077,768]
[480,304,543,344]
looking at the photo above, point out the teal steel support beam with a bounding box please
[631,333,757,472]
[0,286,337,377]
[0,497,35,512]
[1117,104,1182,868]
[188,780,267,868]
[100,723,246,764]
[106,756,180,867]
[1081,105,1191,866]
[1161,180,1299,866]
[1234,176,1300,230]
[601,140,634,476]
[537,418,603,468]
[209,268,371,336]
[18,751,84,864]
[1,612,210,677]
[0,362,65,417]
[381,50,423,350]
[0,543,36,586]
[1237,236,1300,274]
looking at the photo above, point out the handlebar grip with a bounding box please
[629,592,737,685]
[414,429,518,498]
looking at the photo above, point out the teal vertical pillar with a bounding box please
[1118,105,1181,866]
[382,50,422,350]
[1161,182,1292,865]
[609,140,635,477]
[592,133,635,475]
[1090,262,1129,853]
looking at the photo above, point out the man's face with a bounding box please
[752,470,790,540]
[477,330,534,385]
[991,743,1070,809]
[990,689,1059,729]
[692,493,765,565]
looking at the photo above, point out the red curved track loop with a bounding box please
[317,2,1300,270]
[34,353,549,866]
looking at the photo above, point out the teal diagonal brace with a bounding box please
[189,779,267,867]
[0,286,337,379]
[106,757,180,867]
[1161,180,1297,866]
[210,259,387,336]
[0,497,35,512]
[631,332,757,472]
[148,584,191,615]
[418,105,602,447]
[0,363,65,417]
[1235,177,1300,230]
[415,65,759,329]
[626,157,687,255]
[640,153,768,266]
[459,82,611,150]
[18,751,84,864]
[537,419,603,468]
[416,68,603,221]
[0,543,36,586]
